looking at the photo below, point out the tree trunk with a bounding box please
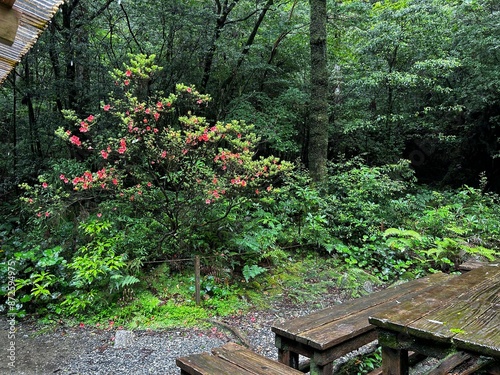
[308,0,329,182]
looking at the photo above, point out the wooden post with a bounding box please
[0,2,19,46]
[194,255,201,306]
[381,347,409,375]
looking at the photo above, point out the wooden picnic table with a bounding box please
[271,271,454,375]
[369,264,500,375]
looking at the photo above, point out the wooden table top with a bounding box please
[369,264,500,359]
[272,271,454,351]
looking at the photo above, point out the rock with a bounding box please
[114,330,135,348]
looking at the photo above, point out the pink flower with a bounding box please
[205,199,211,204]
[147,182,152,187]
[154,113,160,121]
[125,70,132,77]
[100,150,109,159]
[65,130,71,136]
[79,121,89,133]
[45,212,50,217]
[124,79,130,86]
[60,174,66,180]
[103,104,111,111]
[86,115,95,122]
[161,150,167,158]
[69,135,81,147]
[42,182,48,188]
[156,101,163,109]
[118,138,127,154]
[186,87,192,93]
[97,213,102,218]
[112,178,118,185]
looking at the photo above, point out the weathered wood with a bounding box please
[427,351,472,375]
[176,352,252,375]
[273,272,452,350]
[381,346,408,375]
[0,3,20,46]
[0,0,16,8]
[176,343,304,375]
[459,260,494,272]
[370,265,500,375]
[369,266,500,332]
[212,342,303,374]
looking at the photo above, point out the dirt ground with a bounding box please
[0,317,115,375]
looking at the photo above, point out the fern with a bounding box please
[242,264,267,282]
[110,274,140,292]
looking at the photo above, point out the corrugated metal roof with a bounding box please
[0,0,64,84]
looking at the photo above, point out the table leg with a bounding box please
[278,348,299,369]
[381,346,409,375]
[310,359,333,375]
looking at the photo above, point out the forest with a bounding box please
[0,0,499,325]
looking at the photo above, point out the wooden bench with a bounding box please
[271,271,454,375]
[176,342,304,374]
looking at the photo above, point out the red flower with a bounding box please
[118,138,127,154]
[103,104,111,111]
[124,79,130,86]
[100,150,109,159]
[42,182,48,188]
[125,70,132,77]
[69,135,81,146]
[86,114,95,122]
[79,121,89,133]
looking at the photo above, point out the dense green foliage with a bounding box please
[0,0,499,324]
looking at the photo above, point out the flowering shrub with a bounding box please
[17,54,293,314]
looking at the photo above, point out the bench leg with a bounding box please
[310,359,333,375]
[278,348,299,369]
[381,346,409,375]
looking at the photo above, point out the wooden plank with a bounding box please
[403,267,500,353]
[176,352,254,375]
[427,351,472,375]
[212,343,304,374]
[459,260,494,272]
[452,305,500,359]
[272,272,452,344]
[0,4,20,46]
[291,274,455,350]
[369,266,500,332]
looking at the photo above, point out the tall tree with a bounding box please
[308,0,329,182]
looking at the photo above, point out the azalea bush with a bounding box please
[12,54,293,315]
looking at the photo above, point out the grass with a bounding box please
[64,254,386,330]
